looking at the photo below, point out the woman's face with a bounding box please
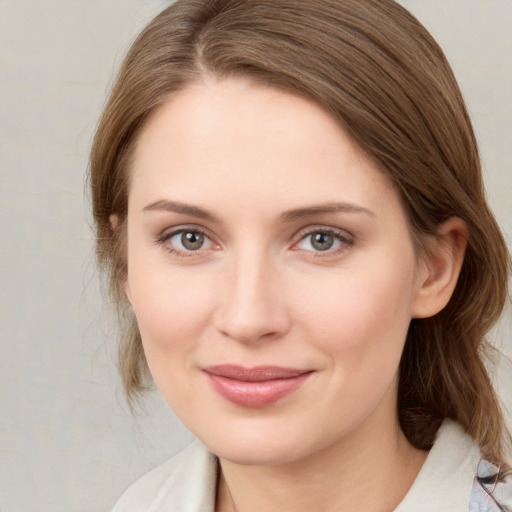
[125,77,429,465]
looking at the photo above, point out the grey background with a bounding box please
[1,1,511,511]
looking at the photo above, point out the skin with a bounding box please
[123,77,467,512]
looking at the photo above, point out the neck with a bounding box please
[216,416,428,512]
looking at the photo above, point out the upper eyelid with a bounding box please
[154,225,215,248]
[293,224,354,240]
[154,224,354,251]
[291,226,355,253]
[157,225,353,239]
[155,227,217,257]
[157,224,212,239]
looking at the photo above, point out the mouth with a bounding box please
[202,365,314,408]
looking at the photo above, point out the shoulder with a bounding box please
[110,440,218,512]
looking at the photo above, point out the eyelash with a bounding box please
[292,227,355,257]
[154,226,355,258]
[155,226,214,257]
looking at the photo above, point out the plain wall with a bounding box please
[1,1,511,511]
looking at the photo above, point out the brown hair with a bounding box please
[89,0,511,461]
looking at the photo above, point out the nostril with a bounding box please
[216,320,280,345]
[214,296,291,344]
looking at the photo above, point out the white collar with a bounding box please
[394,420,480,512]
[112,420,480,512]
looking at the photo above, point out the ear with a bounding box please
[411,217,469,319]
[109,213,132,303]
[109,214,119,231]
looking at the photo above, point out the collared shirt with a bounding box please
[111,420,512,511]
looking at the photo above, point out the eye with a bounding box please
[294,228,353,254]
[175,231,208,251]
[156,227,215,255]
[307,232,337,251]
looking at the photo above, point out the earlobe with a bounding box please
[411,217,469,319]
[124,279,132,304]
[109,214,119,231]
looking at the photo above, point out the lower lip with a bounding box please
[204,372,312,408]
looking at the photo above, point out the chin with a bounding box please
[209,438,310,467]
[190,415,334,467]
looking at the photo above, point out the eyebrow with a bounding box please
[278,202,375,222]
[143,200,374,223]
[143,200,220,222]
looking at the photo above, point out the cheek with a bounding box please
[127,263,217,368]
[299,255,417,370]
[293,256,418,431]
[127,268,221,417]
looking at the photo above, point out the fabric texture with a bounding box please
[111,420,511,511]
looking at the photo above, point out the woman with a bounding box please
[89,0,512,510]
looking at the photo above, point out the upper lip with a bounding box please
[203,365,313,382]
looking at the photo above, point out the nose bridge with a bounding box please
[214,243,288,343]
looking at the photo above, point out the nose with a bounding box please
[213,251,291,344]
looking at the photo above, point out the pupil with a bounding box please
[182,231,204,250]
[312,232,334,251]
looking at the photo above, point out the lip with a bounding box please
[203,365,313,408]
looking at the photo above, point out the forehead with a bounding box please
[129,77,399,217]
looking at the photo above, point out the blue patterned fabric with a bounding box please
[470,459,512,511]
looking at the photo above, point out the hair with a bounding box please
[89,0,511,462]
